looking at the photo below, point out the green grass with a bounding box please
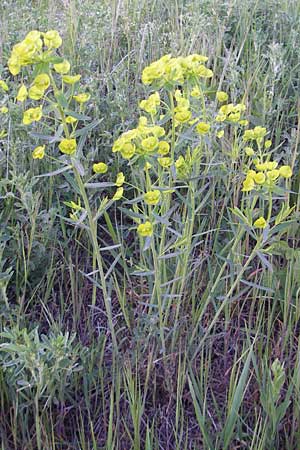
[0,0,300,449]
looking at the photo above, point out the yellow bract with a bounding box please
[28,85,44,100]
[16,85,28,102]
[115,172,125,187]
[144,190,161,205]
[137,221,153,237]
[279,165,292,178]
[113,187,123,201]
[141,136,158,152]
[33,73,50,90]
[191,87,201,98]
[174,109,192,123]
[23,107,43,125]
[216,91,228,102]
[245,146,255,156]
[158,141,170,155]
[264,140,272,149]
[253,217,267,229]
[158,157,172,168]
[93,162,108,174]
[62,75,81,84]
[0,80,9,92]
[66,116,77,124]
[196,122,210,134]
[43,30,62,49]
[266,170,280,181]
[54,60,70,74]
[242,177,255,192]
[253,172,266,184]
[59,138,77,155]
[120,142,136,159]
[73,93,90,103]
[32,145,45,159]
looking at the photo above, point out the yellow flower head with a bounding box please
[137,221,153,237]
[16,84,28,102]
[54,60,70,74]
[144,190,161,206]
[73,93,90,103]
[196,122,210,134]
[158,157,172,168]
[255,162,268,171]
[174,109,192,123]
[239,119,248,126]
[113,187,123,201]
[33,73,50,90]
[62,75,81,84]
[141,136,158,152]
[266,170,280,181]
[175,155,185,169]
[43,30,62,49]
[23,107,43,125]
[253,172,266,185]
[158,141,170,155]
[115,172,125,187]
[255,127,266,139]
[66,116,77,124]
[0,80,9,92]
[216,114,226,122]
[0,106,8,114]
[266,161,278,171]
[191,86,201,98]
[264,139,272,149]
[195,65,213,78]
[253,217,267,229]
[24,30,42,49]
[59,138,77,155]
[241,177,255,192]
[32,145,45,159]
[151,126,165,138]
[93,162,108,174]
[28,85,44,100]
[216,91,228,102]
[120,142,136,159]
[216,130,224,138]
[139,92,160,114]
[245,146,255,156]
[279,165,293,178]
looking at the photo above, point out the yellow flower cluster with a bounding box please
[242,160,293,192]
[141,54,213,87]
[216,103,246,123]
[139,92,160,114]
[112,116,167,160]
[243,126,267,142]
[8,30,62,75]
[23,106,43,125]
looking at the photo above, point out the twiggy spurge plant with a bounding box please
[112,54,294,354]
[6,30,126,350]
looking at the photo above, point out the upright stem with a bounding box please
[73,167,118,352]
